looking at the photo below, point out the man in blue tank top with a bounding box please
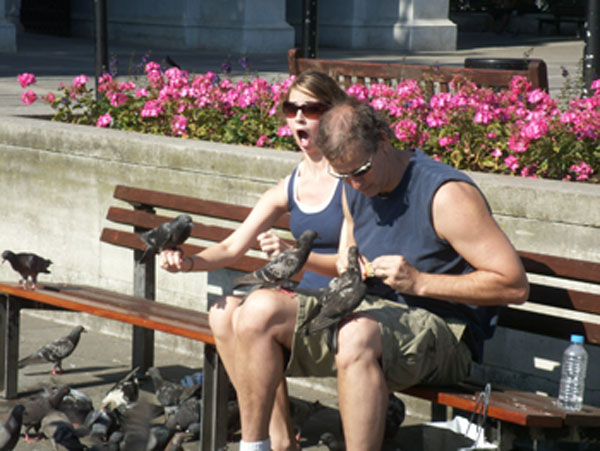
[229,97,529,451]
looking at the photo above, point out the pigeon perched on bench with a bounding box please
[0,404,25,450]
[2,250,52,290]
[299,246,367,351]
[18,325,86,375]
[232,229,318,290]
[138,214,193,263]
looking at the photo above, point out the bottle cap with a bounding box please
[571,334,584,344]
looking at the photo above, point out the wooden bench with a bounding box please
[288,47,549,93]
[2,184,600,449]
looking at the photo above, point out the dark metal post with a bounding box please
[583,0,600,97]
[94,0,109,100]
[301,0,318,58]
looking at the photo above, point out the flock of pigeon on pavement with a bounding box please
[1,214,405,449]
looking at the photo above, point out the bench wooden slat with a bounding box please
[519,251,600,284]
[528,284,600,316]
[0,282,215,344]
[288,48,549,91]
[113,185,291,230]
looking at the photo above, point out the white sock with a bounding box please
[239,438,271,451]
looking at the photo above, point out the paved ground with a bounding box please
[1,313,422,450]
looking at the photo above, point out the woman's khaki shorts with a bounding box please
[285,293,472,391]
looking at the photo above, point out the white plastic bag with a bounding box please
[425,416,497,450]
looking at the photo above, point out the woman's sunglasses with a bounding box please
[282,101,330,120]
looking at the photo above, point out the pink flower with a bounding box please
[508,134,530,153]
[277,125,292,137]
[44,92,56,102]
[17,72,36,88]
[256,135,271,147]
[504,154,519,171]
[109,92,129,107]
[144,61,161,73]
[72,74,89,89]
[141,99,163,117]
[425,111,448,128]
[438,134,458,148]
[520,119,548,140]
[21,90,37,105]
[491,148,502,158]
[394,119,418,142]
[96,113,113,128]
[591,79,600,91]
[135,88,149,98]
[171,115,187,136]
[569,161,594,181]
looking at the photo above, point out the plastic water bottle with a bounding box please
[557,334,588,411]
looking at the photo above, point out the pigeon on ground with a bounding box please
[138,214,193,263]
[0,404,25,450]
[2,250,52,290]
[83,408,118,444]
[100,367,140,415]
[300,246,366,343]
[318,431,345,450]
[146,367,202,415]
[22,385,71,440]
[120,400,154,451]
[166,431,186,451]
[18,325,86,375]
[164,396,200,433]
[56,387,94,426]
[40,409,85,450]
[289,398,325,441]
[232,229,318,289]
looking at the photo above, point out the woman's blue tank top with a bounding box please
[345,149,498,362]
[287,166,344,290]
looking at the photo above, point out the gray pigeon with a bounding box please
[138,214,193,263]
[56,388,94,426]
[40,409,85,451]
[300,246,367,351]
[232,229,318,289]
[164,396,200,433]
[18,325,86,375]
[120,400,153,451]
[1,250,52,290]
[146,367,183,409]
[289,398,325,441]
[0,404,25,451]
[22,385,71,440]
[318,431,345,450]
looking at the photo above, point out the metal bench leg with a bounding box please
[0,295,20,399]
[132,249,156,374]
[201,344,229,450]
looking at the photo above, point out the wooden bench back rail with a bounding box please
[287,48,549,93]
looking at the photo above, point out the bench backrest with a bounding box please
[101,185,600,346]
[287,48,549,93]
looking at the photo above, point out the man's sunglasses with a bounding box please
[328,154,374,179]
[282,101,330,120]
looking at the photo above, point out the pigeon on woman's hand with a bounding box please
[138,214,193,263]
[0,404,25,450]
[2,250,52,290]
[232,229,318,290]
[18,326,86,375]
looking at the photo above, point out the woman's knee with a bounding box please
[235,290,292,337]
[208,295,241,338]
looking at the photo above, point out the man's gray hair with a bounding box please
[317,96,393,162]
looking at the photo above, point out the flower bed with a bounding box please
[17,62,599,183]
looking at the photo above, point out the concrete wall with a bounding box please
[1,115,600,405]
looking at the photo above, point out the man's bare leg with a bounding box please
[336,316,388,450]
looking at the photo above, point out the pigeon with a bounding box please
[0,404,25,450]
[83,408,118,443]
[119,400,154,451]
[300,246,367,342]
[18,325,86,375]
[22,385,71,440]
[40,410,85,450]
[166,431,186,451]
[318,431,345,450]
[164,396,200,433]
[289,398,325,441]
[146,367,202,415]
[2,250,52,290]
[138,214,193,263]
[100,367,140,414]
[56,388,94,426]
[232,229,318,289]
